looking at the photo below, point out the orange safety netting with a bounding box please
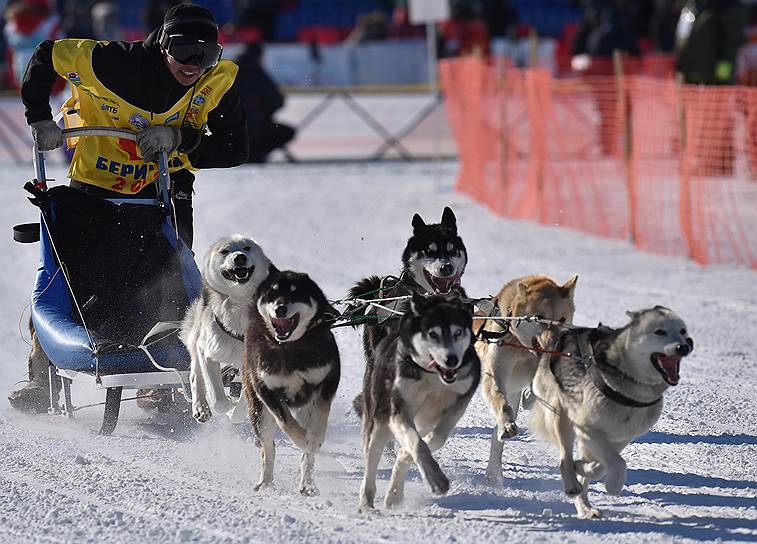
[440,57,757,269]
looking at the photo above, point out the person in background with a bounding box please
[235,40,295,163]
[3,0,60,90]
[675,0,745,176]
[90,1,121,41]
[675,0,745,85]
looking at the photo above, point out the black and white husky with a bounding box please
[358,291,480,512]
[180,235,272,424]
[529,306,694,518]
[243,270,340,495]
[349,207,468,408]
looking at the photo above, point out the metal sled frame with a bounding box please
[29,127,199,435]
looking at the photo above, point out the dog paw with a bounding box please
[564,482,583,497]
[425,467,450,495]
[484,470,502,486]
[192,402,211,423]
[254,479,274,492]
[604,462,627,495]
[383,488,404,509]
[300,483,319,496]
[358,503,378,514]
[577,507,602,519]
[497,421,518,441]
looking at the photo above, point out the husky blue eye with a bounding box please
[654,329,666,336]
[220,249,229,255]
[429,331,439,340]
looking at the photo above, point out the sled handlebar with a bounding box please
[33,126,170,210]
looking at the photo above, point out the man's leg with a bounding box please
[8,319,59,413]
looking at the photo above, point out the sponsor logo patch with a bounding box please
[163,112,180,125]
[65,71,81,85]
[128,113,150,130]
[192,95,205,105]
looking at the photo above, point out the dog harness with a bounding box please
[574,332,662,408]
[214,314,244,342]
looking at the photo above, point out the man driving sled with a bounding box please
[9,4,248,413]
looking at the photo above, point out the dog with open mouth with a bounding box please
[357,290,480,512]
[243,270,340,495]
[348,207,468,413]
[180,235,272,424]
[528,305,693,519]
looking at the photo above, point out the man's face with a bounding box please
[164,53,205,86]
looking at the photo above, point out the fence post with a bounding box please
[614,49,636,245]
[498,57,509,202]
[676,72,694,260]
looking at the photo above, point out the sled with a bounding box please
[13,127,202,434]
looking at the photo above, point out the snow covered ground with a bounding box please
[0,160,755,543]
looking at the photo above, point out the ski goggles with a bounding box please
[163,35,223,69]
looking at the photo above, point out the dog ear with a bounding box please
[412,213,426,233]
[625,310,640,321]
[517,281,529,296]
[441,207,457,230]
[562,274,578,296]
[409,291,427,315]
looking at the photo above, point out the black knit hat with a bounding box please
[162,4,218,42]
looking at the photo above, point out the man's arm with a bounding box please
[21,40,59,124]
[182,81,249,168]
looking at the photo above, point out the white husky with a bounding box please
[180,235,272,423]
[529,306,694,518]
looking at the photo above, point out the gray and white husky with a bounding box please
[243,270,340,495]
[180,235,272,424]
[529,306,694,518]
[358,290,480,512]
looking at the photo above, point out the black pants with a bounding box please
[70,169,195,248]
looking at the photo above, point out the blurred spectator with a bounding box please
[675,0,745,85]
[649,0,683,52]
[439,0,490,57]
[235,41,295,163]
[91,1,121,41]
[573,0,640,60]
[676,1,745,176]
[3,0,61,90]
[481,0,518,41]
[737,3,757,86]
[572,0,640,156]
[59,0,95,38]
[234,0,280,42]
[144,0,182,35]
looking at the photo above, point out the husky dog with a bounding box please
[358,291,480,512]
[529,306,693,518]
[474,274,578,482]
[243,270,340,495]
[180,235,272,424]
[349,207,468,410]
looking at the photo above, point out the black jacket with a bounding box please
[21,29,248,168]
[675,0,746,84]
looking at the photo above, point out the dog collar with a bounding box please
[214,314,244,342]
[588,365,662,408]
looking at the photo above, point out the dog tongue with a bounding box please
[272,318,293,336]
[659,355,681,384]
[434,274,461,293]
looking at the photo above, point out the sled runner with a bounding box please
[14,127,202,434]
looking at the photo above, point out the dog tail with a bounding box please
[344,276,385,328]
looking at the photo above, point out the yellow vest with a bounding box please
[51,39,238,194]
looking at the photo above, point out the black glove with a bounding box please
[30,120,63,151]
[136,126,182,163]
